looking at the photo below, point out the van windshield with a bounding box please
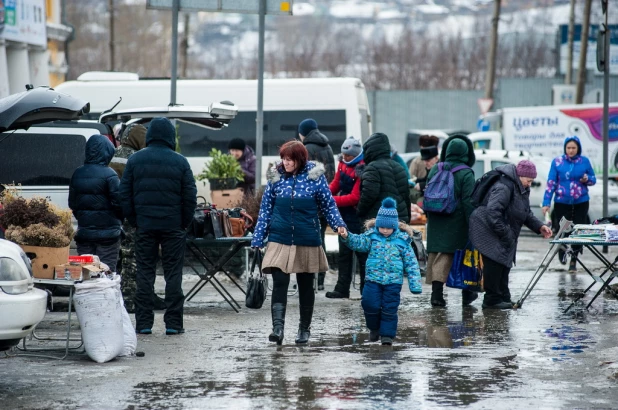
[0,133,86,186]
[176,110,347,156]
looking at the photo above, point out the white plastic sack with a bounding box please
[118,304,137,356]
[74,275,124,363]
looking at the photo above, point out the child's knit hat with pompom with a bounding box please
[375,197,399,230]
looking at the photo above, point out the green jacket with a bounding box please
[426,136,476,253]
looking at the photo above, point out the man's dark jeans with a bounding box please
[134,228,186,331]
[76,238,121,272]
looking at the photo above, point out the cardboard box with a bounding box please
[20,245,70,279]
[210,188,243,208]
[82,264,105,279]
[54,263,84,281]
[54,263,105,281]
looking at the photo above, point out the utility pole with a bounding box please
[109,0,115,71]
[575,0,592,103]
[181,13,190,78]
[484,0,501,99]
[601,0,610,238]
[566,0,576,84]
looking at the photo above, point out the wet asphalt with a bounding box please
[2,235,618,409]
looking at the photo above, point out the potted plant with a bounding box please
[196,148,245,207]
[0,187,74,279]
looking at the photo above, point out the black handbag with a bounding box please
[245,250,267,309]
[187,197,223,239]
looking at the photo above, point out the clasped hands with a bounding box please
[337,226,348,239]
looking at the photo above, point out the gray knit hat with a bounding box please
[341,136,362,157]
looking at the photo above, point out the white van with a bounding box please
[55,73,373,189]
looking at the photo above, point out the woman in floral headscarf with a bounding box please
[542,136,596,273]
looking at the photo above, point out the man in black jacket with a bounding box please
[69,134,123,270]
[299,118,336,290]
[298,118,336,181]
[120,117,197,335]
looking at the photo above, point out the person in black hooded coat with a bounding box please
[355,132,411,293]
[357,133,411,223]
[299,118,336,290]
[120,117,197,335]
[69,134,123,271]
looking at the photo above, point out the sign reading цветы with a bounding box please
[146,0,293,15]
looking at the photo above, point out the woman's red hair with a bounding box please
[279,140,308,173]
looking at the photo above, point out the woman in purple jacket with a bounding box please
[228,138,256,195]
[542,136,596,273]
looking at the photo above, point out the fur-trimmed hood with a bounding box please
[267,160,325,184]
[364,218,415,241]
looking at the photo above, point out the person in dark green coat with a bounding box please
[425,135,476,307]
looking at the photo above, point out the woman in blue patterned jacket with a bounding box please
[542,136,596,273]
[251,140,346,345]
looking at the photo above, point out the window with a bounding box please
[0,133,86,186]
[177,110,347,157]
[471,161,485,179]
[491,161,510,169]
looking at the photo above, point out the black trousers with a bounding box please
[553,201,589,254]
[134,228,186,330]
[271,269,315,307]
[482,254,512,306]
[334,235,367,295]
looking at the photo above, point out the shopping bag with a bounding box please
[446,242,483,292]
[245,250,267,309]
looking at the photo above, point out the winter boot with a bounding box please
[430,281,446,307]
[268,303,286,345]
[295,305,314,344]
[568,257,577,273]
[462,289,478,306]
[325,290,349,299]
[369,329,380,342]
[317,272,326,291]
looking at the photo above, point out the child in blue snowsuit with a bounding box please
[339,197,422,345]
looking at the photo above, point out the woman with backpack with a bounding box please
[469,161,552,309]
[424,135,477,307]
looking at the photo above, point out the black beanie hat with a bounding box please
[228,138,246,151]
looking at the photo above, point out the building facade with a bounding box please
[0,0,72,98]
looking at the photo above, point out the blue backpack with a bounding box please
[423,162,470,214]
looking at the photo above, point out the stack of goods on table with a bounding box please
[54,254,109,282]
[566,224,610,242]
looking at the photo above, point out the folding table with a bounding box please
[184,236,251,312]
[12,278,84,360]
[516,218,618,312]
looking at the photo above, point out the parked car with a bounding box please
[0,103,238,209]
[0,86,90,348]
[0,239,47,351]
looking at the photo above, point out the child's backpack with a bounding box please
[470,169,504,207]
[423,162,470,214]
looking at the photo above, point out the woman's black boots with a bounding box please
[295,305,313,344]
[431,281,446,307]
[269,303,286,345]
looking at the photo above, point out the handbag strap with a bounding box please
[240,210,254,229]
[249,249,262,278]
